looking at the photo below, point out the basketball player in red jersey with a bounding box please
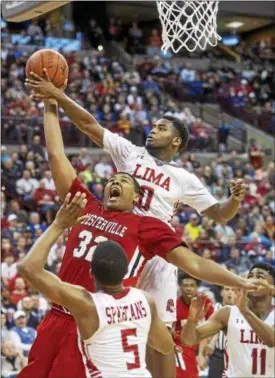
[19,96,255,378]
[18,192,175,378]
[27,71,247,377]
[174,273,214,378]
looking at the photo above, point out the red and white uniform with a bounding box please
[19,178,183,378]
[224,305,275,378]
[174,296,214,378]
[103,130,217,324]
[82,287,152,378]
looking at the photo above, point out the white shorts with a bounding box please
[137,256,177,326]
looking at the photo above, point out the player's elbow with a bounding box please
[17,262,31,278]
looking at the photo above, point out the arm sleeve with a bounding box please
[103,129,133,170]
[137,217,186,260]
[69,177,101,211]
[181,173,218,214]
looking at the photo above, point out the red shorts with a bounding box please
[18,309,87,378]
[175,345,199,378]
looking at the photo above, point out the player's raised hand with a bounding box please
[25,68,67,102]
[54,192,88,230]
[188,293,210,322]
[235,288,248,312]
[230,179,246,201]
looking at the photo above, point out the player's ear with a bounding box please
[172,136,182,149]
[133,193,139,205]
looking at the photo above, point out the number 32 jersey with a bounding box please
[103,130,217,222]
[57,177,184,297]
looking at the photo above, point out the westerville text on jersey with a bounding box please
[133,164,171,191]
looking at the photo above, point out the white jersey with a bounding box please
[225,305,275,378]
[103,130,218,324]
[81,287,152,378]
[103,130,217,223]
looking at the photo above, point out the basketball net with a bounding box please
[157,1,221,53]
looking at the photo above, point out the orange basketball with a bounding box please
[25,49,69,88]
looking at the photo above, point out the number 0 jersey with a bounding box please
[224,305,275,378]
[103,129,217,223]
[56,177,184,309]
[82,287,151,378]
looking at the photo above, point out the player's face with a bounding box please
[221,287,235,305]
[104,173,139,212]
[146,119,180,151]
[180,278,198,303]
[247,268,273,299]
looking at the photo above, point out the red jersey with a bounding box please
[57,178,184,302]
[175,295,214,378]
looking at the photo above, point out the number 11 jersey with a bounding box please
[225,305,275,378]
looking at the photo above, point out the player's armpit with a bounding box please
[145,295,175,355]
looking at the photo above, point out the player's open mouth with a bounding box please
[109,186,121,201]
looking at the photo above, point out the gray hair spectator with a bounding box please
[1,340,27,378]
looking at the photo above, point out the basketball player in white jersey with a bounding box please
[18,192,174,378]
[26,70,246,375]
[181,263,275,378]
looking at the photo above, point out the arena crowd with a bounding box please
[1,16,275,378]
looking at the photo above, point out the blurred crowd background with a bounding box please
[1,2,274,377]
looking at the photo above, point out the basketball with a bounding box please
[25,49,69,88]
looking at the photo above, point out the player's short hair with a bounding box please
[91,240,128,286]
[178,272,201,286]
[249,263,275,283]
[115,172,141,195]
[162,115,189,151]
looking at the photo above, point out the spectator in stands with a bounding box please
[10,278,28,306]
[8,200,29,225]
[10,311,36,356]
[27,20,43,40]
[29,135,45,161]
[1,253,17,287]
[79,148,92,166]
[2,159,18,196]
[180,62,196,83]
[16,170,39,202]
[147,29,162,57]
[2,286,16,312]
[88,18,103,49]
[33,180,58,224]
[41,170,55,191]
[94,156,113,178]
[1,309,12,343]
[29,293,48,322]
[128,22,143,54]
[225,248,252,275]
[19,296,39,329]
[117,113,131,134]
[28,212,47,237]
[1,340,27,378]
[184,214,201,242]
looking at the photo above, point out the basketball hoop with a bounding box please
[157,1,221,53]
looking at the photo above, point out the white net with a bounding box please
[157,1,221,53]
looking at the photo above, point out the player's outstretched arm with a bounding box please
[235,289,275,347]
[181,295,229,346]
[146,294,175,355]
[167,246,257,291]
[43,99,77,201]
[18,192,90,315]
[202,179,246,223]
[26,70,104,147]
